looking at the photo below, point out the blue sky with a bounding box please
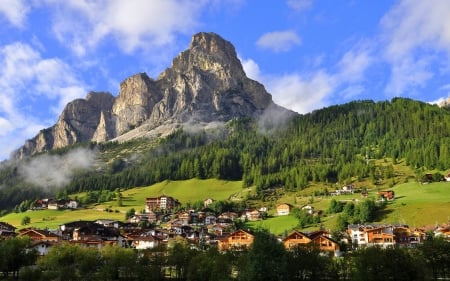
[1,0,450,160]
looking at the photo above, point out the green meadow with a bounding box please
[378,181,450,226]
[1,179,246,229]
[1,179,449,233]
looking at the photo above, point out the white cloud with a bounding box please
[19,148,97,189]
[385,56,433,96]
[243,58,336,113]
[241,58,261,81]
[267,72,336,114]
[381,0,450,95]
[0,42,86,159]
[286,0,313,12]
[0,0,29,27]
[48,0,208,55]
[337,47,372,83]
[256,30,301,52]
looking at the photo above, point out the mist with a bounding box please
[258,104,297,134]
[18,148,98,190]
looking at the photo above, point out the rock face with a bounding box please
[13,32,295,159]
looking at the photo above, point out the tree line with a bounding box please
[2,230,450,281]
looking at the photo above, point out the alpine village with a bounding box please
[0,32,450,281]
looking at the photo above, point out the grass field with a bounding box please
[0,179,246,229]
[1,177,449,234]
[378,181,450,226]
[246,215,299,235]
[0,208,124,230]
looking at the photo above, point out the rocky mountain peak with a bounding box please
[12,32,295,159]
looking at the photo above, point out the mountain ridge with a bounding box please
[13,32,295,159]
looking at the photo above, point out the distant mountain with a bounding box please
[13,32,295,159]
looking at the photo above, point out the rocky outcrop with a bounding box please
[12,32,295,159]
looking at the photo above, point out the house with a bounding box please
[283,230,340,253]
[0,221,16,233]
[365,226,395,247]
[445,172,450,182]
[378,190,395,200]
[19,228,60,242]
[0,222,17,238]
[218,229,254,251]
[72,224,126,247]
[310,235,340,253]
[32,241,56,256]
[348,224,396,248]
[126,231,161,250]
[435,225,450,241]
[95,219,121,228]
[204,215,217,225]
[207,224,225,236]
[276,203,292,216]
[47,199,59,210]
[219,212,239,221]
[203,198,215,207]
[178,211,191,225]
[301,205,315,215]
[66,200,78,209]
[282,231,312,250]
[241,209,261,221]
[145,195,181,212]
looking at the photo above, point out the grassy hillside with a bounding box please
[1,179,246,229]
[1,178,449,234]
[379,181,450,226]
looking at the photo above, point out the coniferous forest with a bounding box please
[1,98,450,211]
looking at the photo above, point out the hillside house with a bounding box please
[241,209,261,221]
[218,229,254,251]
[445,172,450,182]
[19,228,60,242]
[283,230,340,253]
[348,224,396,248]
[282,231,312,250]
[203,198,215,207]
[32,241,55,256]
[301,205,315,215]
[276,203,292,216]
[378,190,395,201]
[126,231,161,250]
[310,234,340,253]
[204,215,217,225]
[0,221,16,238]
[145,195,181,212]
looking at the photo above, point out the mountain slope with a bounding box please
[1,98,450,211]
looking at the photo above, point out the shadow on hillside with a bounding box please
[121,196,136,202]
[374,208,394,221]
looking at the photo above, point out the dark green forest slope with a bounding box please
[1,98,450,211]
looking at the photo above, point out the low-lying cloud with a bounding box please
[18,148,97,189]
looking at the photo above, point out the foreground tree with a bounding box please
[352,247,425,281]
[238,229,290,281]
[38,243,99,281]
[187,247,232,281]
[0,237,36,279]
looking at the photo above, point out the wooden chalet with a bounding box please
[218,229,254,251]
[378,190,395,200]
[19,228,60,242]
[276,203,292,216]
[283,230,340,253]
[282,231,312,250]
